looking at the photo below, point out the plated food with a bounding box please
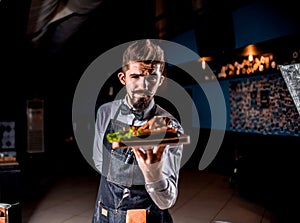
[106,116,190,148]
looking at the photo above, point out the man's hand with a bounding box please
[132,145,166,183]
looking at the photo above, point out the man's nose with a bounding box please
[137,76,148,88]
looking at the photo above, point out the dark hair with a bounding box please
[122,39,165,73]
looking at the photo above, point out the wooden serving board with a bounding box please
[117,134,190,148]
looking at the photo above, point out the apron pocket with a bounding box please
[107,150,134,187]
[99,202,127,223]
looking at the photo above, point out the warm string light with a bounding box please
[248,54,253,62]
[199,57,210,70]
[195,42,300,80]
[199,44,300,80]
[201,59,206,70]
[217,53,277,79]
[197,57,216,80]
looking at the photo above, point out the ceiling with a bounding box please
[160,0,255,39]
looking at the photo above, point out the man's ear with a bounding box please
[158,75,165,86]
[118,72,126,85]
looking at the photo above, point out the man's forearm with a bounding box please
[145,177,178,209]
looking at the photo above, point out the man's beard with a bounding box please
[132,97,150,111]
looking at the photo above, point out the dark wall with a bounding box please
[232,0,300,48]
[194,5,235,57]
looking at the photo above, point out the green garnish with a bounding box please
[106,126,141,143]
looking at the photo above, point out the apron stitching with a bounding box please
[106,149,113,180]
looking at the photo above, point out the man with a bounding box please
[92,39,184,223]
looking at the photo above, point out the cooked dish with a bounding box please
[106,116,190,148]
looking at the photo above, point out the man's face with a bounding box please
[118,61,164,110]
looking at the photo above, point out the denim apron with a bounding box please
[92,104,173,223]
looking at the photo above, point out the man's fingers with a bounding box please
[146,148,153,164]
[155,145,166,161]
[112,142,120,149]
[133,147,146,160]
[133,146,165,164]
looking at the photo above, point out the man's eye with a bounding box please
[131,74,140,78]
[147,75,157,82]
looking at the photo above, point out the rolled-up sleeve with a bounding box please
[145,144,183,209]
[92,104,112,174]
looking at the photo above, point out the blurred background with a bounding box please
[0,0,300,222]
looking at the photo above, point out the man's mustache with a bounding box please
[132,90,153,96]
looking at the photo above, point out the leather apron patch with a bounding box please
[126,209,146,223]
